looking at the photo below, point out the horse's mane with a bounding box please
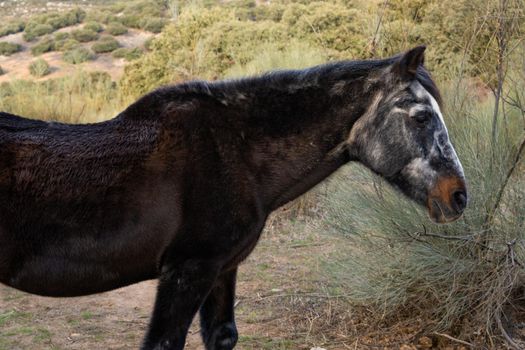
[140,56,442,109]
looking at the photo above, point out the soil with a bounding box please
[0,28,154,83]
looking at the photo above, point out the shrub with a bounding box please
[91,36,120,53]
[84,21,104,33]
[0,66,4,75]
[112,47,143,61]
[106,22,128,36]
[72,29,99,43]
[31,36,55,56]
[54,32,70,41]
[141,18,167,33]
[23,23,54,41]
[63,47,94,64]
[29,58,51,77]
[0,42,22,56]
[85,10,119,25]
[120,15,142,29]
[0,20,25,37]
[55,38,79,52]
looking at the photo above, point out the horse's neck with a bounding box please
[246,84,368,210]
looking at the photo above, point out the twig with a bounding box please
[433,332,476,347]
[496,312,522,350]
[484,133,525,227]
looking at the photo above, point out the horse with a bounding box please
[0,46,467,350]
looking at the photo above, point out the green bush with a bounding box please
[112,47,143,61]
[0,66,4,75]
[106,22,128,36]
[23,23,54,41]
[31,36,55,56]
[72,29,99,43]
[55,38,80,52]
[63,47,94,64]
[120,15,142,29]
[29,58,51,77]
[0,42,22,56]
[0,20,25,37]
[84,21,104,33]
[91,36,120,53]
[141,18,168,33]
[53,32,70,41]
[85,10,119,25]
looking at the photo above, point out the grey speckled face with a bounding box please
[349,47,467,223]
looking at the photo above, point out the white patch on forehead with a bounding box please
[391,106,408,115]
[412,81,465,176]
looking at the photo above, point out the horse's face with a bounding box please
[348,46,467,223]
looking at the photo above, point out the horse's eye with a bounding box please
[413,112,431,126]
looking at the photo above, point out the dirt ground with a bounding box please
[0,211,441,350]
[0,27,153,83]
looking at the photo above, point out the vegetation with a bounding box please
[0,42,22,56]
[0,20,25,37]
[23,8,86,42]
[29,58,51,77]
[63,47,94,64]
[0,66,4,75]
[112,47,143,61]
[84,21,104,33]
[91,36,120,53]
[141,17,167,33]
[72,29,99,43]
[30,36,55,56]
[106,22,128,36]
[55,38,80,52]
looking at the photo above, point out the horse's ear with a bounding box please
[393,45,426,79]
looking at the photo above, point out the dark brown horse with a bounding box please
[0,46,467,350]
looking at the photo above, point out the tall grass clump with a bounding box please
[0,71,121,124]
[0,42,22,56]
[321,78,525,346]
[63,47,94,64]
[106,22,128,36]
[29,58,51,77]
[0,20,25,37]
[31,36,56,56]
[92,36,120,53]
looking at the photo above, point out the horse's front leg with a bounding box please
[200,267,238,350]
[141,259,220,350]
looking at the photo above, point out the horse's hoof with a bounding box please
[206,323,238,350]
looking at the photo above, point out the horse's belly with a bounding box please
[5,211,179,297]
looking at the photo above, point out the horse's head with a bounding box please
[347,46,467,223]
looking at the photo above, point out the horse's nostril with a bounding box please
[452,190,467,212]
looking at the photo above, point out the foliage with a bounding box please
[0,20,25,37]
[91,36,120,53]
[0,66,3,75]
[112,47,143,61]
[0,42,22,56]
[31,36,56,56]
[72,29,99,43]
[141,17,168,33]
[55,38,80,52]
[29,58,51,77]
[106,22,128,36]
[23,23,54,42]
[63,47,94,64]
[0,71,120,124]
[84,21,104,33]
[23,8,86,42]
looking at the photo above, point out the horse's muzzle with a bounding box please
[427,176,467,223]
